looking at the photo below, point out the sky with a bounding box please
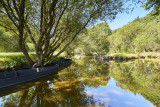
[107,4,153,30]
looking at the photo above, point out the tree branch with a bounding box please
[25,24,37,46]
[52,12,96,60]
[50,0,69,38]
[0,0,18,28]
[13,0,20,16]
[6,0,19,20]
[0,22,18,35]
[40,0,44,34]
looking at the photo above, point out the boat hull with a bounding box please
[0,59,72,90]
[0,65,59,90]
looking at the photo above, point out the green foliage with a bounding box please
[69,23,111,55]
[111,53,138,58]
[0,53,36,69]
[0,28,20,52]
[2,57,27,69]
[0,52,65,69]
[142,0,160,10]
[26,43,35,52]
[48,55,65,62]
[0,0,128,64]
[108,10,160,53]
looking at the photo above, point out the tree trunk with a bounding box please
[18,38,34,66]
[19,89,29,107]
[18,0,34,66]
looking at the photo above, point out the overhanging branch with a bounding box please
[0,0,18,28]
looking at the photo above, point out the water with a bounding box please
[0,56,160,107]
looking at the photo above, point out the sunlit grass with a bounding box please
[0,52,36,61]
[139,52,160,58]
[108,52,160,59]
[0,52,35,56]
[0,52,64,69]
[0,52,36,69]
[108,53,138,58]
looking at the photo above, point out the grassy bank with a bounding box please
[108,53,138,59]
[108,52,160,59]
[0,52,36,70]
[0,52,64,70]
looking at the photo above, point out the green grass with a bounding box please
[0,52,36,70]
[0,52,35,58]
[0,52,65,70]
[108,53,138,58]
[108,52,160,59]
[139,52,160,58]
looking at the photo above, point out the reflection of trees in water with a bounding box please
[2,57,110,107]
[109,60,160,106]
[2,75,59,107]
[2,77,104,107]
[71,57,110,87]
[4,81,107,107]
[2,58,160,106]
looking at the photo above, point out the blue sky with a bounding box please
[108,4,153,30]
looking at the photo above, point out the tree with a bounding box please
[108,13,160,53]
[0,0,128,65]
[0,27,20,52]
[142,0,160,10]
[108,21,144,53]
[80,23,111,55]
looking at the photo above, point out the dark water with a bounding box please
[0,56,160,107]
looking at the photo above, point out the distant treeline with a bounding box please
[0,27,20,52]
[0,27,34,52]
[108,9,160,53]
[68,9,160,55]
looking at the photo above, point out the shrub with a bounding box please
[2,56,28,69]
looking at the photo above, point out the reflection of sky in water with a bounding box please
[85,78,155,107]
[0,96,8,106]
[0,98,2,106]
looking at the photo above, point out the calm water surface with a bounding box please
[0,56,160,107]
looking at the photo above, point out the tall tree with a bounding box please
[0,0,128,65]
[79,23,111,55]
[142,0,160,10]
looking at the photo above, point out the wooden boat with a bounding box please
[0,58,71,90]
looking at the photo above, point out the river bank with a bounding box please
[0,52,65,72]
[73,52,160,61]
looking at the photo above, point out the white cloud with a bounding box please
[124,101,136,106]
[108,89,123,96]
